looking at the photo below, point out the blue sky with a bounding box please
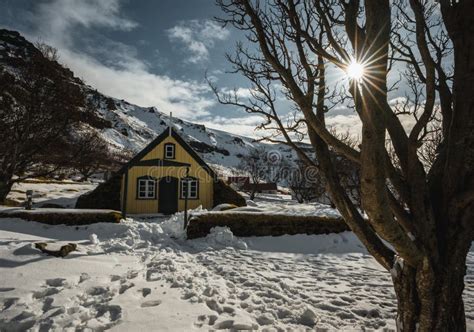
[0,0,389,138]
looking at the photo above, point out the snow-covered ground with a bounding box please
[220,194,342,218]
[7,180,97,208]
[1,213,473,331]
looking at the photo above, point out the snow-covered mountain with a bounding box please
[0,29,310,175]
[88,91,310,172]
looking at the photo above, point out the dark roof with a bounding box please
[227,176,250,184]
[134,158,190,167]
[242,182,278,191]
[119,127,216,178]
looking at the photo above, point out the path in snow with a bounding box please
[0,217,473,331]
[149,245,396,330]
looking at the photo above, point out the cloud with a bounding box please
[15,0,215,120]
[61,49,214,119]
[325,111,418,143]
[219,87,260,99]
[197,114,266,138]
[326,115,363,140]
[34,0,137,47]
[167,20,230,64]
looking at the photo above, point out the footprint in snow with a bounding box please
[42,297,55,312]
[119,283,135,294]
[33,288,60,299]
[0,287,15,292]
[1,297,19,311]
[9,311,37,330]
[141,288,151,297]
[195,314,218,327]
[45,278,66,287]
[140,300,162,308]
[86,286,109,296]
[77,273,90,284]
[96,304,122,321]
[110,275,121,282]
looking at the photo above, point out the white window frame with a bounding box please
[181,179,198,199]
[164,143,175,159]
[137,178,156,199]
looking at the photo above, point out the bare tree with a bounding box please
[238,146,268,199]
[65,129,113,181]
[215,0,473,330]
[0,45,89,201]
[35,41,59,62]
[288,160,326,203]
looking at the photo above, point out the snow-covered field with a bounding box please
[218,194,342,218]
[1,212,473,331]
[7,180,97,208]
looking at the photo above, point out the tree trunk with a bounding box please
[393,250,468,332]
[250,190,256,200]
[0,174,14,203]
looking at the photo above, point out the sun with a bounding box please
[346,61,365,80]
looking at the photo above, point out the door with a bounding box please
[158,176,178,214]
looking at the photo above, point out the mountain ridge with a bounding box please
[0,28,308,175]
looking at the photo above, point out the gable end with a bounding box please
[119,127,216,179]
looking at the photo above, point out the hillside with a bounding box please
[0,29,310,175]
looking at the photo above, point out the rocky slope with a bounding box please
[0,29,310,175]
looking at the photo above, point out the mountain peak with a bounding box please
[0,29,305,175]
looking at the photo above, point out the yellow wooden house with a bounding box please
[120,127,216,215]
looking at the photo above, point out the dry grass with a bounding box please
[0,210,122,225]
[187,212,348,239]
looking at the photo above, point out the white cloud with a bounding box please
[61,49,214,119]
[18,0,215,120]
[326,115,363,141]
[219,87,260,99]
[34,0,137,47]
[325,111,418,143]
[167,20,230,64]
[197,114,266,138]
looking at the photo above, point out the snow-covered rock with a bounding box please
[205,226,248,250]
[89,233,99,245]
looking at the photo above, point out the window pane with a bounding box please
[190,180,198,198]
[138,179,155,198]
[181,181,187,198]
[165,145,174,158]
[139,179,147,198]
[147,180,155,198]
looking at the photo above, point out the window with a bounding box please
[180,178,198,199]
[137,178,156,199]
[164,143,175,159]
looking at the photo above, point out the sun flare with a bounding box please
[346,61,365,80]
